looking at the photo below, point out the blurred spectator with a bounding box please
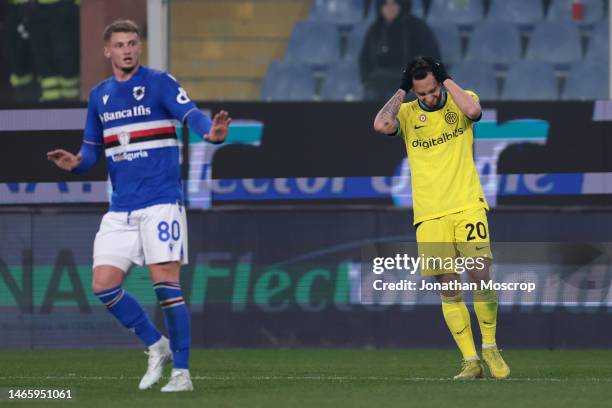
[4,0,39,102]
[359,0,440,101]
[28,0,80,101]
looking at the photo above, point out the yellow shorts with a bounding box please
[416,207,493,276]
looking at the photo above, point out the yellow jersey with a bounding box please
[396,89,488,225]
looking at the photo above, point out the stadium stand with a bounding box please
[562,61,609,100]
[525,21,583,65]
[465,21,522,65]
[260,60,316,101]
[585,20,610,62]
[171,0,608,101]
[547,0,605,24]
[501,61,559,100]
[427,0,484,27]
[308,0,364,26]
[284,20,341,67]
[169,0,311,100]
[487,0,545,26]
[450,61,498,100]
[428,23,463,63]
[320,60,364,101]
[343,20,371,60]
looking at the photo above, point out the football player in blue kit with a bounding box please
[47,19,231,392]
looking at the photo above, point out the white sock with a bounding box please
[482,343,497,349]
[149,336,168,351]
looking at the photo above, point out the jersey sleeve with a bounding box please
[466,90,480,103]
[158,72,198,123]
[465,90,482,123]
[83,89,103,146]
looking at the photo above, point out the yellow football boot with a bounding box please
[453,359,484,380]
[482,346,511,379]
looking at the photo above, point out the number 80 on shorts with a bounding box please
[158,220,180,242]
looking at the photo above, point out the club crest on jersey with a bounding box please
[133,86,145,101]
[102,94,109,105]
[445,111,458,124]
[118,131,130,146]
[419,114,427,122]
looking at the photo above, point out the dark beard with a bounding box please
[120,65,136,74]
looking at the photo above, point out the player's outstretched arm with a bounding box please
[47,149,82,171]
[185,109,232,145]
[373,65,412,135]
[204,110,232,144]
[424,57,481,120]
[47,142,102,174]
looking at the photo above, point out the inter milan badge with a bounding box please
[419,114,427,122]
[133,86,145,101]
[445,111,458,124]
[118,131,130,146]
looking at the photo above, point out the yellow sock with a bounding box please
[441,293,477,360]
[473,289,498,345]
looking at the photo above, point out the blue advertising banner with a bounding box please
[1,102,611,206]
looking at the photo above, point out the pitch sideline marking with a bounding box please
[0,375,611,383]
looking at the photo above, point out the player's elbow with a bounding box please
[373,119,392,135]
[466,106,481,120]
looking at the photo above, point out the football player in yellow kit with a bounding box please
[373,56,510,380]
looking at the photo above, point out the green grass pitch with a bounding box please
[1,349,611,407]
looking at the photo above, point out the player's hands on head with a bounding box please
[204,110,232,144]
[400,59,424,92]
[400,64,413,92]
[423,57,451,84]
[47,149,81,171]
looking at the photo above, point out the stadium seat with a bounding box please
[547,0,604,24]
[501,61,559,100]
[487,0,544,25]
[427,0,484,26]
[428,23,462,63]
[525,21,582,65]
[320,61,364,101]
[260,60,316,101]
[585,21,609,63]
[308,0,364,27]
[465,21,522,64]
[344,20,370,61]
[284,20,341,67]
[562,62,609,100]
[450,61,498,100]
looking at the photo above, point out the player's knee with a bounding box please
[92,280,113,293]
[92,277,115,293]
[92,265,124,293]
[149,261,180,282]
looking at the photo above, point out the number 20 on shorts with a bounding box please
[465,222,487,241]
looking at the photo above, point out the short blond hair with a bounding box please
[103,19,140,42]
